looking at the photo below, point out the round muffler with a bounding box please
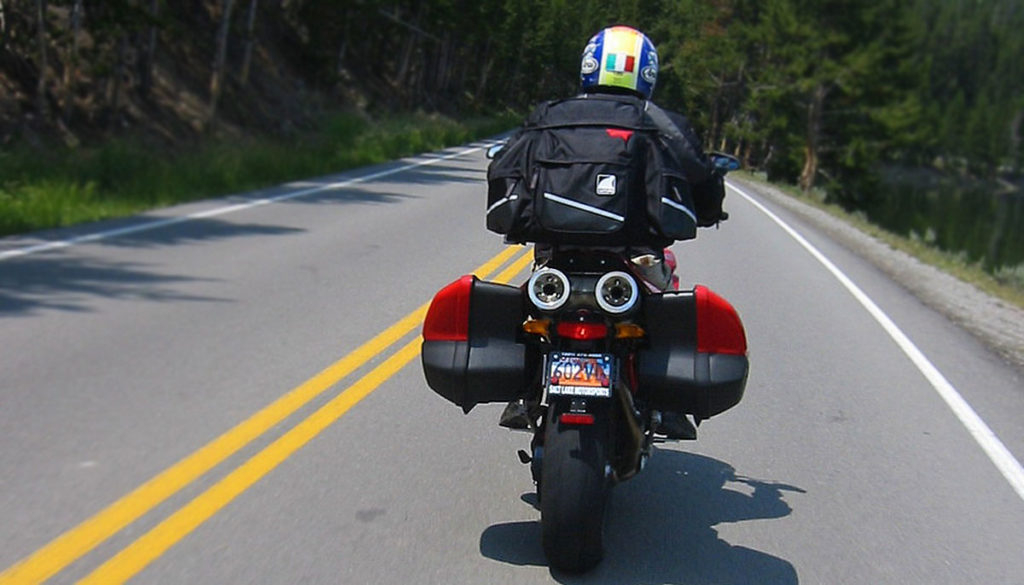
[595,271,638,314]
[528,267,571,311]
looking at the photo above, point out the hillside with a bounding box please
[1,2,357,148]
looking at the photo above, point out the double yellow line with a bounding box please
[2,245,534,585]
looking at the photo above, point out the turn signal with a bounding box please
[695,285,747,355]
[422,275,474,342]
[522,318,551,337]
[614,323,646,339]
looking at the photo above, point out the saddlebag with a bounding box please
[421,275,529,413]
[638,286,748,419]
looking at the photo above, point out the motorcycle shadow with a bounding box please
[479,449,804,584]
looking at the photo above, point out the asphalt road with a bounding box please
[1,142,1023,584]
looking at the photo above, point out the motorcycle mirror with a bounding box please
[486,144,505,159]
[710,152,741,172]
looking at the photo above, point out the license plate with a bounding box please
[546,352,613,398]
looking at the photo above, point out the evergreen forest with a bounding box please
[2,0,1022,272]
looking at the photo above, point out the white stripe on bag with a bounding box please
[486,194,518,215]
[543,193,625,223]
[661,196,697,223]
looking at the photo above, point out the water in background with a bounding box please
[866,169,1024,276]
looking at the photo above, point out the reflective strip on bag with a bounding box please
[487,194,518,215]
[660,196,697,224]
[543,192,626,223]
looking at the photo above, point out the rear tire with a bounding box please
[540,408,610,573]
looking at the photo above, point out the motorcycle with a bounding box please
[421,153,747,573]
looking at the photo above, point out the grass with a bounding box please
[735,171,1024,310]
[0,110,519,236]
[6,120,1018,311]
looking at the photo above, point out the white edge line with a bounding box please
[0,143,496,261]
[728,181,1024,502]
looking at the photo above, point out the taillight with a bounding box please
[422,275,474,342]
[695,285,747,355]
[556,321,608,340]
[559,413,595,425]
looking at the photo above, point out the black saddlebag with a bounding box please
[637,287,748,419]
[421,276,529,413]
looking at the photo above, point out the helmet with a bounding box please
[580,26,659,99]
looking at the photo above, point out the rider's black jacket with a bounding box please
[652,103,725,228]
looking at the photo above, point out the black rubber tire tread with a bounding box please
[539,408,610,573]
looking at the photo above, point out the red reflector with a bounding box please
[663,248,678,272]
[560,413,595,425]
[556,321,608,340]
[695,285,747,355]
[605,128,634,143]
[422,275,474,342]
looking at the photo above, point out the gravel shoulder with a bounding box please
[731,176,1024,373]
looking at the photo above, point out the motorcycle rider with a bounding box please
[500,25,725,439]
[531,25,725,290]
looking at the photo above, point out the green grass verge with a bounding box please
[8,123,1017,311]
[735,171,1024,310]
[0,111,519,236]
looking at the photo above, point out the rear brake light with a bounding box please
[422,275,474,342]
[560,413,595,425]
[556,321,608,340]
[695,285,747,355]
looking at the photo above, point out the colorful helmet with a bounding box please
[580,26,659,99]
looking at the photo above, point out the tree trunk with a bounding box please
[390,4,427,104]
[799,83,828,192]
[239,0,257,86]
[395,30,416,89]
[35,0,48,119]
[709,86,721,152]
[334,7,350,78]
[208,0,236,128]
[107,34,129,125]
[434,32,451,97]
[985,192,1012,271]
[137,0,159,99]
[1011,108,1022,173]
[1,0,8,48]
[762,143,775,174]
[336,37,348,76]
[62,0,81,125]
[474,39,493,99]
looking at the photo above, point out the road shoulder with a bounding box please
[730,176,1024,374]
